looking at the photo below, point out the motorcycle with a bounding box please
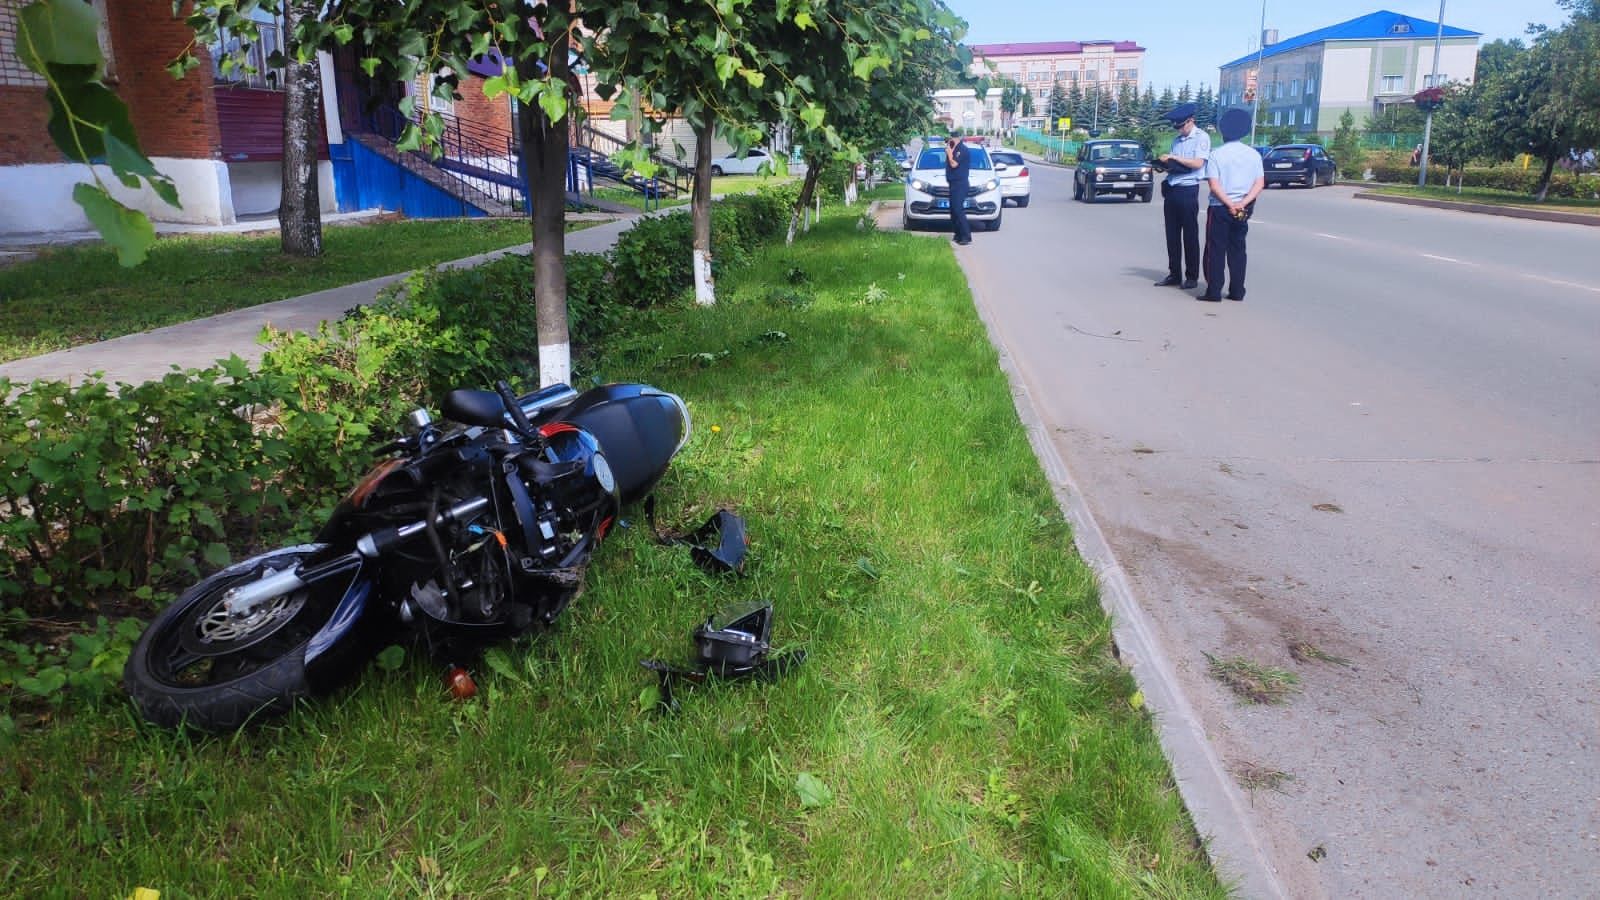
[123,379,691,732]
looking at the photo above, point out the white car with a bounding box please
[902,145,1003,232]
[709,147,777,176]
[989,148,1031,208]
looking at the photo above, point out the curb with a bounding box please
[958,261,1290,900]
[1353,191,1600,226]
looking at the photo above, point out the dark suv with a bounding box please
[1073,140,1155,203]
[1264,144,1338,188]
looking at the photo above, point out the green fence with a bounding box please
[1014,127,1082,162]
[1361,132,1423,150]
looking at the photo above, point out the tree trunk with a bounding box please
[1534,154,1558,202]
[518,41,572,386]
[786,163,822,245]
[691,119,715,306]
[279,0,323,257]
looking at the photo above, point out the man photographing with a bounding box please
[1154,103,1210,289]
[944,134,972,246]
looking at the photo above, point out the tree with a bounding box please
[1048,82,1070,128]
[999,77,1025,131]
[1195,84,1216,129]
[279,0,323,257]
[1329,110,1363,174]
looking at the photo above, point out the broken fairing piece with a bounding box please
[640,600,804,712]
[644,495,750,574]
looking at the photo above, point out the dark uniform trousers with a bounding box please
[1203,204,1249,299]
[1162,183,1201,280]
[948,180,971,242]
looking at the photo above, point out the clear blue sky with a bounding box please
[942,1,1574,92]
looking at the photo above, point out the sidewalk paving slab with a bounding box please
[0,215,642,389]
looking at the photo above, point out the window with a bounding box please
[1306,76,1316,94]
[213,16,287,90]
[1423,73,1448,87]
[1272,110,1281,125]
[1288,109,1296,126]
[1381,75,1404,93]
[1290,79,1299,96]
[1390,22,1412,34]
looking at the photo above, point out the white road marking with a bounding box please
[1524,273,1600,294]
[1421,253,1463,263]
[1315,232,1349,240]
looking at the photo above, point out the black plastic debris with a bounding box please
[641,601,804,713]
[644,495,749,574]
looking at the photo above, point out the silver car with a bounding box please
[989,148,1031,208]
[902,145,1003,231]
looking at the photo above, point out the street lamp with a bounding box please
[1418,0,1446,187]
[1248,0,1267,146]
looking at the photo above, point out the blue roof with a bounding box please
[1220,10,1480,69]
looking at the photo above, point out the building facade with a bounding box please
[1216,10,1480,136]
[969,40,1146,128]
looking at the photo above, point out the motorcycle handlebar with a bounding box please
[496,380,538,439]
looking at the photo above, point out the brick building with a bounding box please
[1,1,519,237]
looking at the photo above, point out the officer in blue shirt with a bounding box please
[1197,108,1265,302]
[1154,103,1211,289]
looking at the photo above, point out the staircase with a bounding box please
[572,125,694,201]
[351,104,525,217]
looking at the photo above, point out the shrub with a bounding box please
[610,211,694,307]
[1364,163,1600,197]
[0,363,289,612]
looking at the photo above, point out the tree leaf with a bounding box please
[714,53,738,84]
[46,78,137,162]
[72,183,155,267]
[375,645,406,671]
[795,772,833,808]
[536,84,567,124]
[16,0,104,74]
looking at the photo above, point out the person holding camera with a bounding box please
[1154,103,1210,288]
[944,135,972,245]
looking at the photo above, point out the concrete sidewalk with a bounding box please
[0,215,644,388]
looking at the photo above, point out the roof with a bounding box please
[972,40,1144,57]
[1220,10,1480,69]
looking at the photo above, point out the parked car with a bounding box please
[989,148,1031,207]
[1263,144,1338,187]
[884,146,911,172]
[902,145,1003,232]
[1073,139,1155,203]
[709,147,777,176]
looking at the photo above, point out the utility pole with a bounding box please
[1418,0,1446,187]
[1248,0,1268,146]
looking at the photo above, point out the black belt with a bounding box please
[1166,181,1199,190]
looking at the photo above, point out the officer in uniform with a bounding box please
[1197,108,1265,302]
[944,135,972,245]
[1154,102,1211,289]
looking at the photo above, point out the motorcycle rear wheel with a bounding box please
[124,544,334,732]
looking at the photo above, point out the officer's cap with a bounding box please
[1163,103,1197,124]
[1219,108,1251,142]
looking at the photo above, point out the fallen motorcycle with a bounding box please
[123,380,690,732]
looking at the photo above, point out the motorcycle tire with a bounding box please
[124,544,334,732]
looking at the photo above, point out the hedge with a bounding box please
[0,187,822,618]
[1365,163,1600,198]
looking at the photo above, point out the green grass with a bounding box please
[0,217,1224,897]
[1364,183,1600,214]
[589,174,797,212]
[860,182,907,201]
[0,217,595,363]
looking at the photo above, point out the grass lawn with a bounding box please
[0,216,1224,896]
[0,217,599,364]
[1363,183,1600,215]
[587,173,797,213]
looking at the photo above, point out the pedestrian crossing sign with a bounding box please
[1057,117,1071,131]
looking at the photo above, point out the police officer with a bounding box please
[944,134,972,245]
[1154,102,1210,289]
[1197,108,1265,302]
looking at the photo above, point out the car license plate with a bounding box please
[1274,163,1292,169]
[935,199,949,210]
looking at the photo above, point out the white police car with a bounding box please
[902,145,1003,231]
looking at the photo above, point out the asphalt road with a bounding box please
[910,163,1599,897]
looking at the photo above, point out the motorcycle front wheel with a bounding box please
[124,544,335,732]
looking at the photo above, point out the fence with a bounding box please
[1014,127,1082,163]
[1361,132,1424,150]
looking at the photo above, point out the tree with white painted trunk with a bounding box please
[278,0,323,258]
